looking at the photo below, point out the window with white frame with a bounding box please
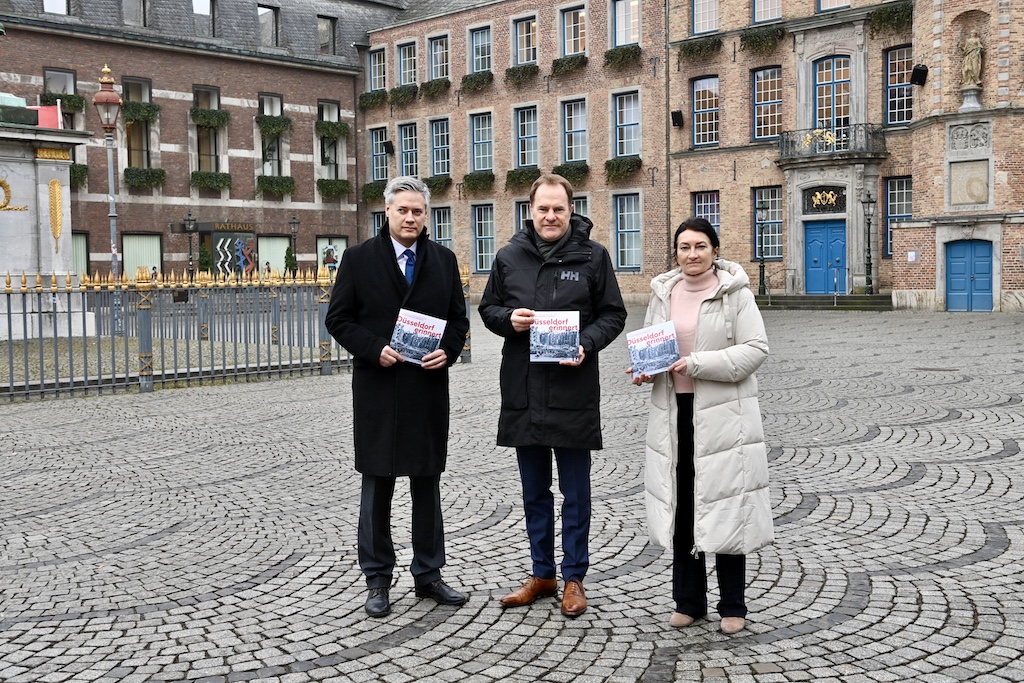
[257,5,278,46]
[885,177,911,257]
[43,0,69,14]
[886,46,913,126]
[613,0,639,46]
[516,107,538,168]
[471,27,492,73]
[124,79,152,169]
[474,204,496,271]
[614,193,641,269]
[694,191,720,233]
[515,201,530,232]
[563,99,588,162]
[818,0,849,11]
[753,67,782,139]
[369,50,386,91]
[433,207,453,249]
[692,0,718,34]
[259,93,283,176]
[753,0,780,23]
[429,37,449,80]
[692,77,719,146]
[471,113,493,172]
[195,87,221,173]
[753,187,782,259]
[194,0,216,37]
[562,7,586,56]
[399,43,417,85]
[372,211,387,236]
[43,69,77,132]
[318,100,340,180]
[399,123,418,177]
[572,196,589,217]
[615,92,640,157]
[318,16,336,55]
[124,0,147,26]
[370,128,389,181]
[815,56,851,150]
[431,119,451,176]
[515,18,538,65]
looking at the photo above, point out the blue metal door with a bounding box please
[946,240,993,311]
[805,221,847,294]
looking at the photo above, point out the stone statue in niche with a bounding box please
[960,30,983,89]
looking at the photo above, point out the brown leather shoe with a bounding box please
[499,576,558,608]
[561,580,587,618]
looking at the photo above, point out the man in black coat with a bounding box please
[479,174,627,618]
[325,176,470,618]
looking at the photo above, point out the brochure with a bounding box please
[530,311,581,363]
[390,308,447,365]
[626,320,680,378]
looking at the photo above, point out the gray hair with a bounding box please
[384,176,431,207]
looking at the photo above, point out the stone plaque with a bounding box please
[949,160,989,205]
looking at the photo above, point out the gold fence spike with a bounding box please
[4,273,11,294]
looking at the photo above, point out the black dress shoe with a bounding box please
[365,587,390,617]
[415,579,467,606]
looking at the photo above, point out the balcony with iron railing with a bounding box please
[778,123,888,168]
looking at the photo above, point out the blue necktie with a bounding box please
[403,249,415,285]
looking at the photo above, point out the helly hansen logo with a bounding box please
[560,270,580,282]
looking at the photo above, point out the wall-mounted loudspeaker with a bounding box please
[383,140,395,154]
[670,110,684,128]
[909,64,929,86]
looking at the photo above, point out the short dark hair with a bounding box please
[529,173,574,204]
[674,217,720,252]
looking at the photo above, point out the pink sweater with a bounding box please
[670,268,719,394]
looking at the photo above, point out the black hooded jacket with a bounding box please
[478,214,627,449]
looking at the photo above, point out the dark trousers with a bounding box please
[673,393,747,618]
[358,473,444,590]
[516,446,591,582]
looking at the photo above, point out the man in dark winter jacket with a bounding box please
[326,176,470,619]
[479,174,627,618]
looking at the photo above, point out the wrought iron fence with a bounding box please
[778,123,887,161]
[2,270,351,399]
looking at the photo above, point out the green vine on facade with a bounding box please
[551,55,588,77]
[189,107,231,128]
[604,44,642,70]
[739,25,786,57]
[362,180,387,203]
[190,171,232,191]
[121,101,161,124]
[420,78,451,99]
[461,71,494,93]
[123,166,166,189]
[462,170,495,193]
[359,90,388,110]
[869,1,913,38]
[505,64,540,87]
[552,161,590,185]
[69,163,88,190]
[604,156,642,182]
[40,92,86,113]
[317,178,352,200]
[389,84,419,107]
[315,120,350,140]
[256,175,295,197]
[678,35,723,63]
[423,175,452,196]
[255,115,292,138]
[505,167,541,191]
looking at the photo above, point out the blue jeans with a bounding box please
[516,446,591,582]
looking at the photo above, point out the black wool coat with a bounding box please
[325,230,469,477]
[478,214,627,449]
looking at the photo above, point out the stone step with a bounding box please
[755,294,893,311]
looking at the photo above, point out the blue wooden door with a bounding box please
[946,240,993,311]
[805,221,847,294]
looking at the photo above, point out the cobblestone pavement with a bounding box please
[2,309,1023,683]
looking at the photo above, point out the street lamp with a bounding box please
[289,216,299,277]
[755,200,769,296]
[862,191,876,295]
[92,64,123,334]
[184,211,197,282]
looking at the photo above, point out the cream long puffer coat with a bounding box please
[642,259,774,555]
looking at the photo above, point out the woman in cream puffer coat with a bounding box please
[632,218,773,634]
